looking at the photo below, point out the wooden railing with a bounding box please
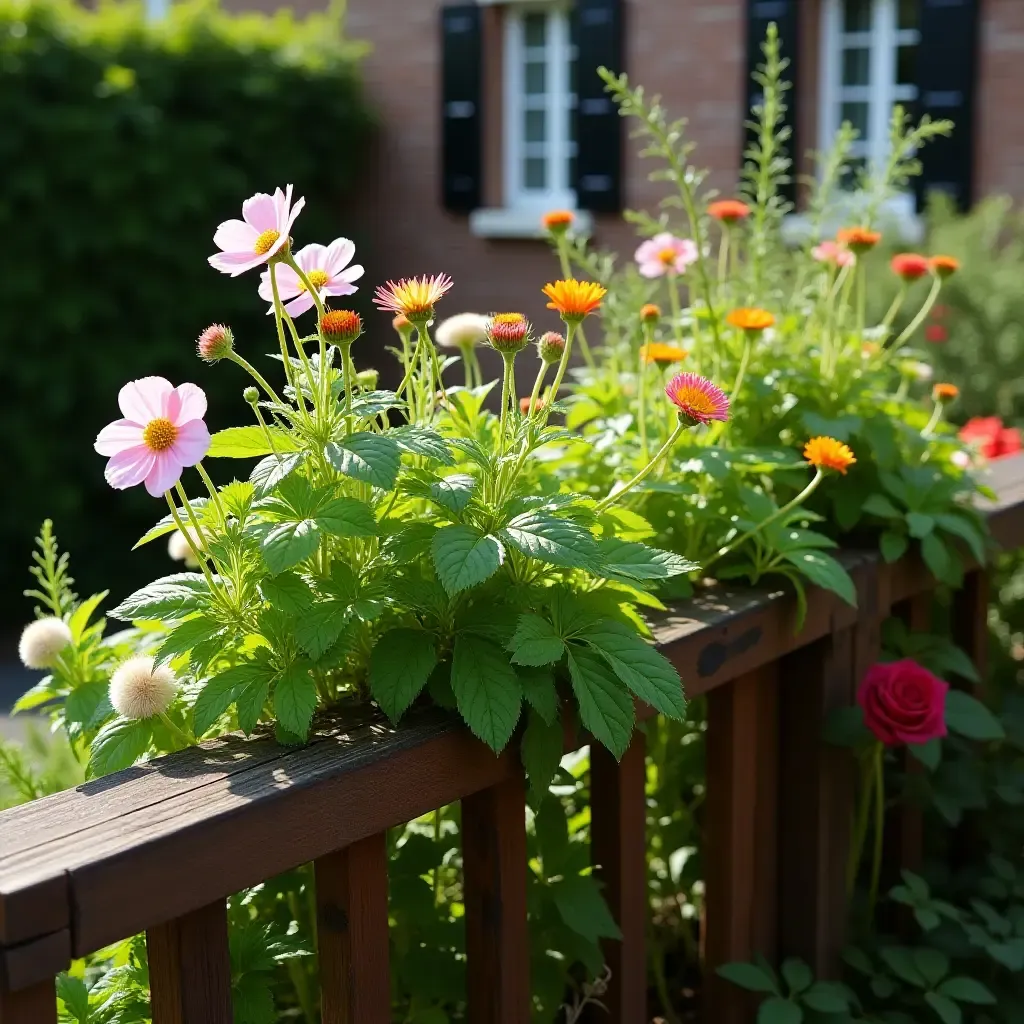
[3,454,1024,1024]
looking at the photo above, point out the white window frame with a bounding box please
[503,4,577,212]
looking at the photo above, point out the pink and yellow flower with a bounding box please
[664,372,730,426]
[811,240,855,268]
[373,274,454,319]
[94,378,211,497]
[208,185,304,277]
[635,233,699,278]
[258,238,363,316]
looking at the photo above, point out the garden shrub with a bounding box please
[0,0,372,620]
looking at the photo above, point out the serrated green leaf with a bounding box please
[945,690,1005,741]
[391,426,454,464]
[325,432,401,490]
[500,512,597,569]
[68,591,107,641]
[88,717,152,777]
[316,497,378,538]
[259,573,314,615]
[55,974,90,1022]
[12,677,59,714]
[520,708,563,794]
[193,661,273,735]
[596,538,698,581]
[154,614,223,666]
[881,530,909,563]
[110,573,212,621]
[430,473,477,513]
[293,600,351,660]
[716,962,778,994]
[274,663,317,739]
[550,874,621,942]
[518,666,559,724]
[208,425,298,458]
[236,672,271,735]
[369,628,438,721]
[782,550,856,606]
[566,647,634,759]
[508,614,565,666]
[250,451,306,497]
[132,500,211,549]
[65,681,111,731]
[252,519,320,575]
[431,525,504,595]
[450,634,522,751]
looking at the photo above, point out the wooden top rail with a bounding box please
[3,454,1024,994]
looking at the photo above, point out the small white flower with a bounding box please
[18,617,73,669]
[434,312,490,349]
[109,656,177,720]
[901,359,933,382]
[167,528,201,568]
[951,449,972,469]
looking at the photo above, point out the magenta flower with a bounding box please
[94,378,211,497]
[208,185,305,277]
[664,372,730,426]
[812,240,855,268]
[258,238,364,316]
[635,233,699,278]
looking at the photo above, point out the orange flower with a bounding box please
[862,341,880,357]
[374,274,453,319]
[639,303,661,325]
[708,199,750,223]
[726,307,775,332]
[320,309,362,343]
[803,436,856,475]
[890,253,930,281]
[392,313,413,335]
[641,342,688,367]
[929,255,960,279]
[542,210,574,233]
[933,382,959,402]
[520,396,546,415]
[837,226,882,253]
[542,278,607,322]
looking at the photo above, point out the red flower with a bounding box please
[890,253,930,281]
[858,660,948,747]
[959,417,1023,460]
[925,324,948,343]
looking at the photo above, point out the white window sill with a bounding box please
[469,207,594,240]
[782,197,925,247]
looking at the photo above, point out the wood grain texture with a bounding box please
[316,833,390,1024]
[586,734,647,1024]
[0,979,56,1024]
[462,775,530,1024]
[0,931,69,994]
[703,664,780,1024]
[147,901,232,1024]
[952,569,990,690]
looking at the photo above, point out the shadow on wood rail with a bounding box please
[3,454,1024,1023]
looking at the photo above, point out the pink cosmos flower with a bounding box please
[635,233,699,278]
[258,239,364,317]
[208,185,305,277]
[811,240,856,268]
[94,378,211,497]
[664,372,730,426]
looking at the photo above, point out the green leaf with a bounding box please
[936,977,996,1004]
[110,573,211,621]
[88,717,152,777]
[508,614,565,666]
[450,635,522,752]
[879,947,925,987]
[429,473,477,513]
[757,997,803,1024]
[921,533,952,581]
[431,525,504,595]
[55,974,90,1023]
[293,600,351,660]
[863,494,902,519]
[259,573,314,615]
[576,619,685,719]
[802,981,850,1013]
[233,973,276,1024]
[802,411,860,441]
[823,706,871,747]
[520,708,563,794]
[500,512,597,569]
[907,512,936,539]
[924,992,961,1024]
[13,677,59,714]
[252,519,320,575]
[274,663,318,739]
[369,628,438,721]
[68,591,107,641]
[207,425,298,458]
[391,426,454,464]
[880,530,909,563]
[315,496,378,538]
[550,874,622,942]
[945,690,1005,741]
[908,738,941,771]
[324,432,401,490]
[193,661,273,735]
[154,614,222,666]
[781,958,813,995]
[717,961,779,994]
[518,667,559,725]
[596,538,698,580]
[250,451,305,497]
[781,550,856,606]
[566,647,634,759]
[934,513,986,563]
[913,947,949,986]
[236,671,271,735]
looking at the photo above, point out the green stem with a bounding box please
[282,251,330,389]
[433,808,444,906]
[227,352,284,407]
[881,282,907,331]
[891,275,942,351]
[540,319,579,421]
[164,490,217,594]
[637,343,650,462]
[867,742,886,924]
[397,328,426,419]
[341,341,354,435]
[267,260,296,390]
[526,362,548,419]
[498,352,515,448]
[195,462,226,526]
[717,228,729,294]
[594,421,685,514]
[557,242,594,368]
[730,335,753,405]
[422,320,448,419]
[667,273,691,369]
[459,342,476,389]
[921,400,944,440]
[846,745,877,894]
[158,711,194,748]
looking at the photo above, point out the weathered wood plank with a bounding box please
[0,979,56,1024]
[952,569,990,689]
[0,931,69,994]
[462,775,530,1024]
[147,901,232,1024]
[316,833,390,1024]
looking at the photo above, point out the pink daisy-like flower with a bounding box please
[208,185,305,277]
[258,238,364,317]
[635,233,699,278]
[372,274,454,318]
[94,378,211,498]
[664,372,730,426]
[811,240,855,268]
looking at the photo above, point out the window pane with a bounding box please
[842,0,871,32]
[524,12,546,48]
[842,47,870,86]
[840,156,868,190]
[525,61,546,94]
[524,108,546,143]
[898,0,919,30]
[896,45,916,86]
[841,101,869,136]
[524,157,546,189]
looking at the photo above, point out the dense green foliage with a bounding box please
[0,0,372,618]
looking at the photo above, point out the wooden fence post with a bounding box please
[952,568,990,689]
[0,980,57,1024]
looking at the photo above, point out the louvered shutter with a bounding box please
[441,5,482,212]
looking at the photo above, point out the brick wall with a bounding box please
[976,0,1024,200]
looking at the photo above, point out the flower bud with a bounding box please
[537,331,565,364]
[357,368,379,390]
[242,386,260,405]
[109,656,177,720]
[542,210,574,235]
[640,303,661,326]
[933,382,959,403]
[520,396,546,415]
[487,313,532,355]
[18,617,72,669]
[197,324,234,363]
[168,527,201,568]
[320,309,362,345]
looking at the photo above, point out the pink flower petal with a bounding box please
[209,251,271,277]
[171,419,211,466]
[324,238,356,274]
[295,242,328,271]
[639,261,667,279]
[242,192,278,233]
[335,263,364,285]
[105,446,157,490]
[324,281,358,299]
[284,193,305,233]
[119,377,173,423]
[144,451,185,497]
[173,383,207,424]
[95,419,145,456]
[213,219,256,254]
[282,292,315,317]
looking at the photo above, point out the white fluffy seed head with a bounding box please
[18,617,73,669]
[434,312,490,349]
[109,656,177,720]
[167,528,200,568]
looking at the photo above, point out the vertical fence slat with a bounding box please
[704,663,779,1023]
[147,901,232,1024]
[952,568,990,688]
[0,980,56,1024]
[315,833,391,1024]
[588,732,647,1024]
[462,774,530,1024]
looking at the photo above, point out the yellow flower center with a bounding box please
[658,248,678,265]
[299,269,330,293]
[253,229,281,255]
[143,417,178,452]
[675,387,715,414]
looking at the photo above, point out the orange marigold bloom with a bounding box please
[640,342,688,367]
[520,396,546,415]
[890,253,930,281]
[929,255,960,278]
[726,307,775,332]
[320,309,362,343]
[373,274,453,319]
[708,199,751,223]
[837,226,882,253]
[542,210,574,232]
[542,278,607,322]
[804,436,856,475]
[640,303,661,325]
[933,382,960,401]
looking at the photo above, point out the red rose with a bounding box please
[959,417,1023,460]
[925,324,948,343]
[857,659,948,746]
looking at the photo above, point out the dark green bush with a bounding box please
[0,0,373,619]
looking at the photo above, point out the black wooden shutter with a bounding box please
[574,0,623,213]
[913,0,979,212]
[744,0,800,204]
[440,5,482,212]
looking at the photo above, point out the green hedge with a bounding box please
[0,0,373,619]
